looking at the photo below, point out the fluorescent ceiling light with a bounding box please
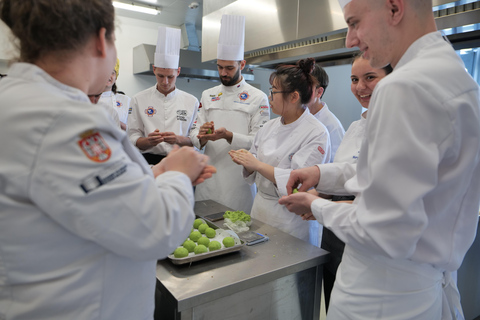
[112,1,160,15]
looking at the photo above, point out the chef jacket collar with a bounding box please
[280,107,311,127]
[221,76,246,92]
[395,31,442,71]
[155,86,178,100]
[9,62,90,103]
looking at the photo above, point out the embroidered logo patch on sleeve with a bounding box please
[78,130,112,162]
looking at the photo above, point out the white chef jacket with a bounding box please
[311,102,345,163]
[311,32,480,319]
[0,63,196,320]
[191,77,270,214]
[98,95,121,128]
[316,114,366,196]
[244,109,331,241]
[128,86,199,155]
[98,90,131,125]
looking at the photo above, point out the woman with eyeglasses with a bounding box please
[229,58,331,242]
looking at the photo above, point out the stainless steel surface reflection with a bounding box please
[156,200,329,320]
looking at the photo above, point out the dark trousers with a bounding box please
[142,153,166,165]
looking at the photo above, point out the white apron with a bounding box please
[252,191,310,242]
[327,246,464,320]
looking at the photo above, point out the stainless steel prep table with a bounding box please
[155,200,330,320]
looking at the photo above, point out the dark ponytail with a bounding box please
[269,58,318,105]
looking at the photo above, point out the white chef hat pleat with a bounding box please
[217,15,245,61]
[338,0,352,10]
[154,26,181,69]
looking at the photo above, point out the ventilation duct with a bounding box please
[133,44,254,81]
[202,0,480,68]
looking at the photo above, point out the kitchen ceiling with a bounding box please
[113,0,203,29]
[119,0,480,69]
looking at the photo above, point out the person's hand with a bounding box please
[196,121,215,139]
[151,145,210,183]
[160,131,177,145]
[278,192,319,216]
[192,165,217,186]
[228,149,258,174]
[286,166,321,195]
[146,129,164,147]
[301,212,316,221]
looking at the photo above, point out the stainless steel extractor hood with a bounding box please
[133,44,254,81]
[202,0,480,68]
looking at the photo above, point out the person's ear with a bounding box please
[239,60,246,71]
[177,67,181,76]
[290,91,300,104]
[387,0,404,26]
[317,87,325,98]
[95,27,108,58]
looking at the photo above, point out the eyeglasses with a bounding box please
[269,88,287,97]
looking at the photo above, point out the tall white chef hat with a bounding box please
[154,26,181,69]
[338,0,353,10]
[217,14,245,61]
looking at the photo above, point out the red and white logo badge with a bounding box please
[145,107,157,117]
[318,146,325,155]
[78,130,111,162]
[239,91,250,101]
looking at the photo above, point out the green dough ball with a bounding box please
[197,236,210,247]
[209,241,221,251]
[183,240,196,253]
[193,218,204,229]
[173,247,189,258]
[189,230,202,242]
[194,244,208,254]
[205,227,216,238]
[222,237,235,248]
[293,188,299,193]
[198,223,208,234]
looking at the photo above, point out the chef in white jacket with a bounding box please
[306,64,346,246]
[98,59,131,130]
[128,26,199,165]
[315,54,392,311]
[280,0,480,319]
[0,1,214,319]
[191,15,270,214]
[307,64,345,163]
[229,58,331,242]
